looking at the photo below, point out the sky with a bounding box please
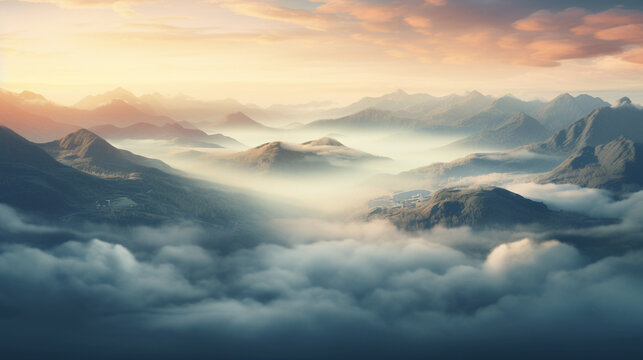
[1,0,643,106]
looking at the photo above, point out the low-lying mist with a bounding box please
[109,128,472,214]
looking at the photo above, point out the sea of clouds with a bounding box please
[1,189,643,359]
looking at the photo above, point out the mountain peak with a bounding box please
[18,90,48,102]
[218,112,266,129]
[54,129,121,161]
[554,93,574,101]
[103,87,136,99]
[539,135,643,192]
[368,186,576,230]
[75,87,139,110]
[530,105,643,154]
[59,129,106,148]
[301,137,345,147]
[226,111,252,121]
[506,112,538,124]
[467,90,483,97]
[617,97,632,107]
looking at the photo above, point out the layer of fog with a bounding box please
[2,201,643,358]
[106,128,475,214]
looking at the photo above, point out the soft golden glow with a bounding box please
[1,0,643,105]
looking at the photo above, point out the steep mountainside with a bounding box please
[446,113,551,149]
[402,150,563,183]
[528,102,643,155]
[538,137,643,193]
[0,126,242,225]
[457,96,544,131]
[39,129,176,178]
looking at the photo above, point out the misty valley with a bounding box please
[1,87,643,359]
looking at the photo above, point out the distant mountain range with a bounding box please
[390,97,643,195]
[74,87,331,125]
[368,186,601,230]
[90,122,244,149]
[0,87,616,144]
[305,108,416,130]
[0,95,79,142]
[0,90,176,129]
[315,90,609,133]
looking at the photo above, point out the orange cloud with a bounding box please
[621,48,643,64]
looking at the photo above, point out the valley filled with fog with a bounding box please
[2,88,643,359]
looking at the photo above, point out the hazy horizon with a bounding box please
[3,0,643,106]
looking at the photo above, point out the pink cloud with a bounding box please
[404,16,432,29]
[513,8,586,32]
[316,0,404,23]
[213,1,643,67]
[595,24,643,41]
[621,48,643,64]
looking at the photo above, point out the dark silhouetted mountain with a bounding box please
[528,105,643,155]
[306,108,416,130]
[445,113,551,150]
[534,93,609,131]
[617,97,632,107]
[0,96,79,142]
[90,122,244,148]
[0,125,110,215]
[0,126,244,225]
[368,186,595,230]
[39,129,177,178]
[539,137,643,193]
